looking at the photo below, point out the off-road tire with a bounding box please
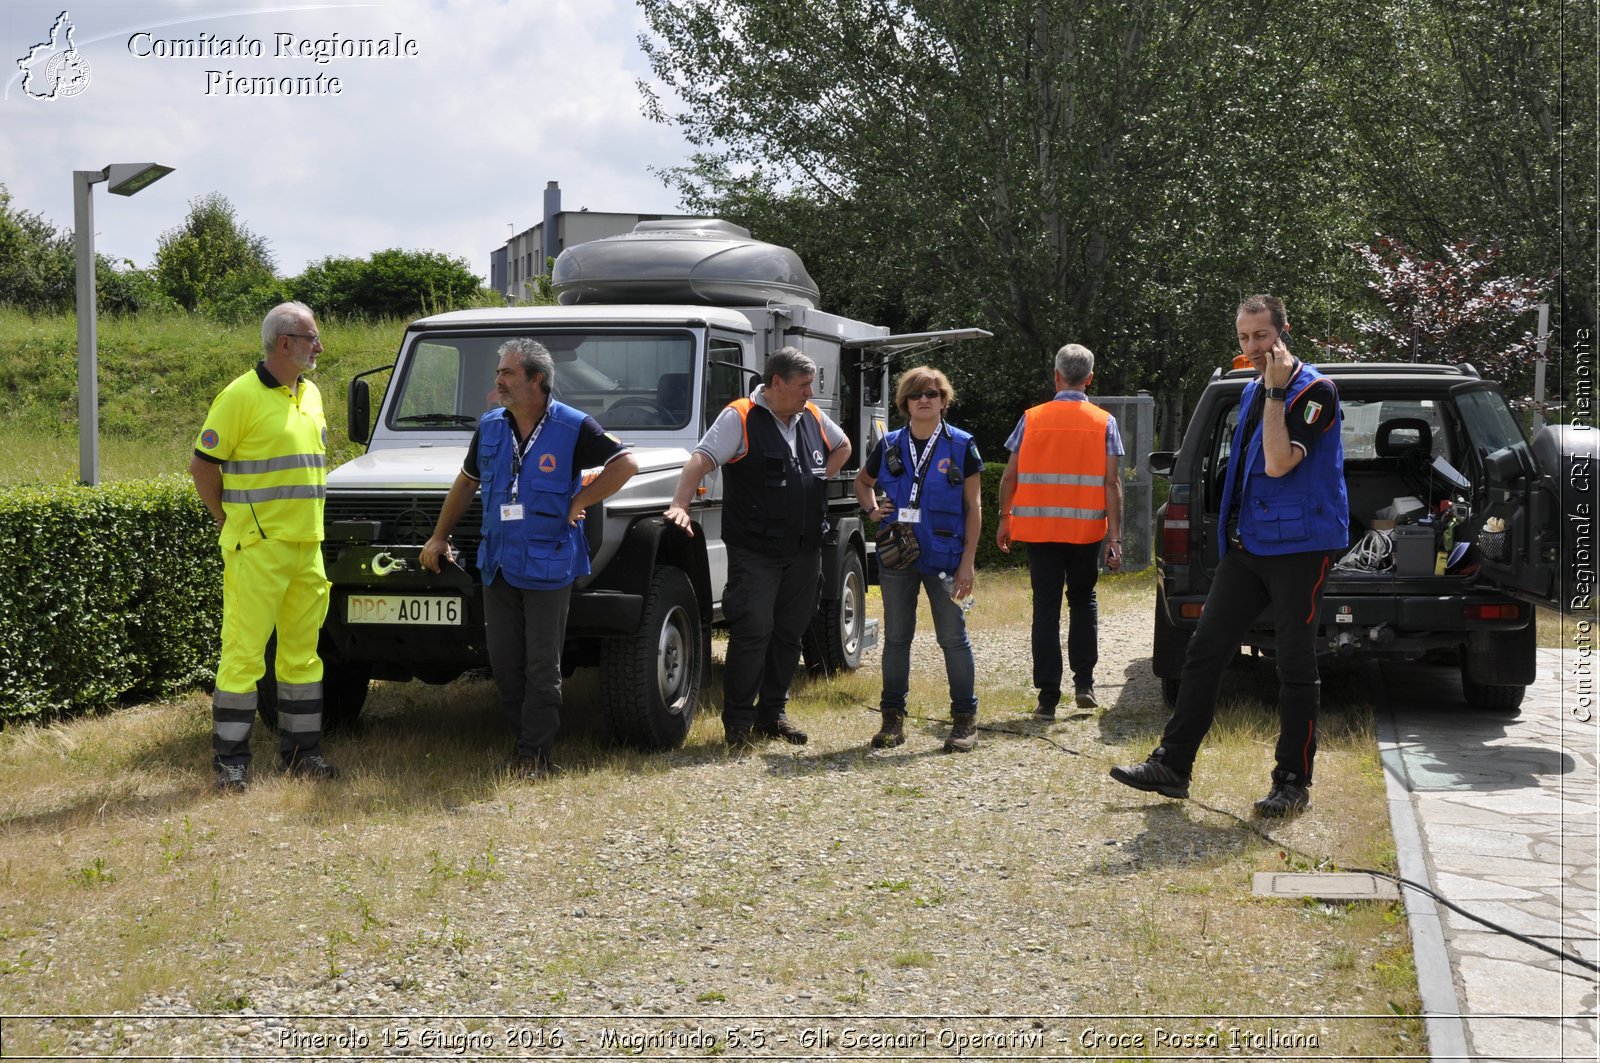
[256,631,371,735]
[1152,586,1189,708]
[1460,672,1526,715]
[600,566,704,749]
[803,548,866,677]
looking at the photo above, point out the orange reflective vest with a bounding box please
[1010,400,1111,544]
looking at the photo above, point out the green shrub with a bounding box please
[0,477,220,722]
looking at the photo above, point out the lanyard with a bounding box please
[904,421,945,509]
[507,409,550,504]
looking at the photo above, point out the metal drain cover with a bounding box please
[1252,872,1401,901]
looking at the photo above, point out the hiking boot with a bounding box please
[1031,692,1060,720]
[282,751,340,780]
[1109,758,1191,799]
[943,714,978,753]
[215,762,248,793]
[754,717,808,745]
[725,727,757,749]
[511,749,560,781]
[1253,782,1311,818]
[1074,686,1099,709]
[870,711,906,749]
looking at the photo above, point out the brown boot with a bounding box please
[944,713,978,753]
[870,711,906,748]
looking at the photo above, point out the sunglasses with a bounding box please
[911,389,942,401]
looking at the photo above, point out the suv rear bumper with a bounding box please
[1158,585,1533,659]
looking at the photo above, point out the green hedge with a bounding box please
[0,477,220,723]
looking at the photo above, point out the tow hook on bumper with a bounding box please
[1331,623,1393,655]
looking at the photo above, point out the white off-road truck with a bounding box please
[304,219,988,747]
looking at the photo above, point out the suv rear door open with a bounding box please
[1453,379,1598,614]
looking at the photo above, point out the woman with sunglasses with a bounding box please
[853,366,983,751]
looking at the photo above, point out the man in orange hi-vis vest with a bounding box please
[996,343,1124,718]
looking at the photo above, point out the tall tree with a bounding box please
[0,184,74,312]
[153,193,276,316]
[1314,0,1592,332]
[1319,234,1550,395]
[640,0,1374,447]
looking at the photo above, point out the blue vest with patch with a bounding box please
[1220,363,1349,557]
[477,402,591,589]
[878,423,972,574]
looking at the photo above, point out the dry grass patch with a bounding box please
[0,568,1425,1059]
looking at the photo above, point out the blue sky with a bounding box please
[1,0,695,279]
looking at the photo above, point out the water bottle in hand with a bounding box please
[939,571,974,615]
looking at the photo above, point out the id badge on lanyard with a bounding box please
[504,410,549,522]
[900,425,942,526]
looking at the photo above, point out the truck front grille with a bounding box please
[322,492,484,568]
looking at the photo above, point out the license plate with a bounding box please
[346,594,463,626]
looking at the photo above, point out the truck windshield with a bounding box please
[390,331,697,431]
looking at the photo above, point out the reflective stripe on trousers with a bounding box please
[212,539,328,764]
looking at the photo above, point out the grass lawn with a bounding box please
[0,567,1425,1059]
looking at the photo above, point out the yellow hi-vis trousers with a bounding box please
[212,539,330,764]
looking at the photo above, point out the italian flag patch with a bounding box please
[1301,400,1323,424]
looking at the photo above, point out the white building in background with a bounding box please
[489,181,690,303]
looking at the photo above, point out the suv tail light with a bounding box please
[1463,603,1522,622]
[1161,502,1191,565]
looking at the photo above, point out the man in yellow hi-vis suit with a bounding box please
[190,301,338,791]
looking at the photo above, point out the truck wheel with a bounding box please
[1460,672,1526,715]
[803,549,866,676]
[600,566,703,749]
[1152,587,1189,707]
[322,659,372,734]
[256,632,280,731]
[255,632,370,734]
[1459,630,1529,716]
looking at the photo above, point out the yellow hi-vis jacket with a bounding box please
[194,363,327,549]
[1010,399,1111,544]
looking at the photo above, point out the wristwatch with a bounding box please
[1264,386,1288,401]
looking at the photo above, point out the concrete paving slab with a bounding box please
[1380,648,1600,1063]
[1438,897,1598,938]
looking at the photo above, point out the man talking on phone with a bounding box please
[1111,294,1345,817]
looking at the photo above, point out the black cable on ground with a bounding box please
[1196,796,1600,981]
[853,701,1599,978]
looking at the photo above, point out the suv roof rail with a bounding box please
[1316,362,1479,377]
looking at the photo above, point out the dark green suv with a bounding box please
[1150,362,1594,713]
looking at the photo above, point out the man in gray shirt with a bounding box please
[665,348,852,746]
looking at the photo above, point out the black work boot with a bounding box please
[1254,772,1311,817]
[1031,690,1060,720]
[871,711,906,749]
[944,713,978,753]
[1109,750,1191,799]
[754,716,808,745]
[282,749,339,780]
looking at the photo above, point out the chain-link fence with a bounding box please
[1097,392,1155,572]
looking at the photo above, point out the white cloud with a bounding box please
[0,0,695,278]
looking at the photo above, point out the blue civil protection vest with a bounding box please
[477,402,591,589]
[1220,363,1349,558]
[878,423,972,574]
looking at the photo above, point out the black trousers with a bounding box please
[720,545,821,732]
[1025,540,1102,698]
[1157,545,1332,783]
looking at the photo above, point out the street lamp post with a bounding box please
[74,162,174,485]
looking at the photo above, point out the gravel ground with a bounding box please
[31,590,1409,1059]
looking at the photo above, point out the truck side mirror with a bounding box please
[348,378,371,445]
